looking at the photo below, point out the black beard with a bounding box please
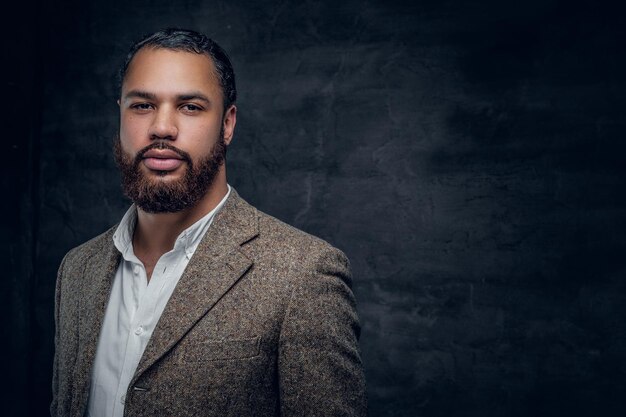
[113,133,227,213]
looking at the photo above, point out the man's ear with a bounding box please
[117,99,121,107]
[222,105,237,145]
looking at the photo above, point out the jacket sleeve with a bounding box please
[50,253,68,417]
[278,246,368,416]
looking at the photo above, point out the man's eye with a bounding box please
[131,103,153,110]
[181,104,202,112]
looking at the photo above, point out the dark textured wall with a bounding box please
[3,0,626,416]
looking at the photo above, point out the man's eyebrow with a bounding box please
[123,90,211,105]
[124,90,157,101]
[177,92,211,104]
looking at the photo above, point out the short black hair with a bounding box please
[119,28,237,110]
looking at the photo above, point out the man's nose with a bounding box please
[148,107,178,140]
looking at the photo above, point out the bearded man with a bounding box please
[50,28,367,417]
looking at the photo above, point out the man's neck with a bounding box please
[132,175,229,273]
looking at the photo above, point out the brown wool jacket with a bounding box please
[51,189,367,417]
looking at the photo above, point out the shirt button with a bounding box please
[133,265,140,275]
[120,394,126,404]
[135,326,144,335]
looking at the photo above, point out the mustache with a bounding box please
[135,142,192,164]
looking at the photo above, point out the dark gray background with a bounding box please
[3,0,626,416]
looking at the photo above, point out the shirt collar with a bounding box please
[113,184,232,261]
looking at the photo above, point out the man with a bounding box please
[50,28,367,417]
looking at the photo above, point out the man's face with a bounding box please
[115,47,236,213]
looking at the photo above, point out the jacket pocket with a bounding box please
[178,336,261,362]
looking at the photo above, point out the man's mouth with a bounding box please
[141,148,185,171]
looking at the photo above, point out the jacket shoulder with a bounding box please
[61,225,117,271]
[257,209,337,250]
[253,209,350,273]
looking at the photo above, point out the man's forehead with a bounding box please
[122,47,220,91]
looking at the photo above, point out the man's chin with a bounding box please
[132,182,195,213]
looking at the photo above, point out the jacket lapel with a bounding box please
[131,190,259,383]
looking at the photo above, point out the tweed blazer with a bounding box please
[51,189,367,417]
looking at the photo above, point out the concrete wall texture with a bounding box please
[3,0,626,416]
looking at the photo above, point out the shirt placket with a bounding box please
[113,261,148,413]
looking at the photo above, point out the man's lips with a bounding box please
[142,149,185,171]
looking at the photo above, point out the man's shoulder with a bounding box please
[61,225,117,268]
[240,201,353,295]
[228,190,347,260]
[256,209,331,249]
[250,205,350,272]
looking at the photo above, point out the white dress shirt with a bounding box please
[87,186,231,417]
